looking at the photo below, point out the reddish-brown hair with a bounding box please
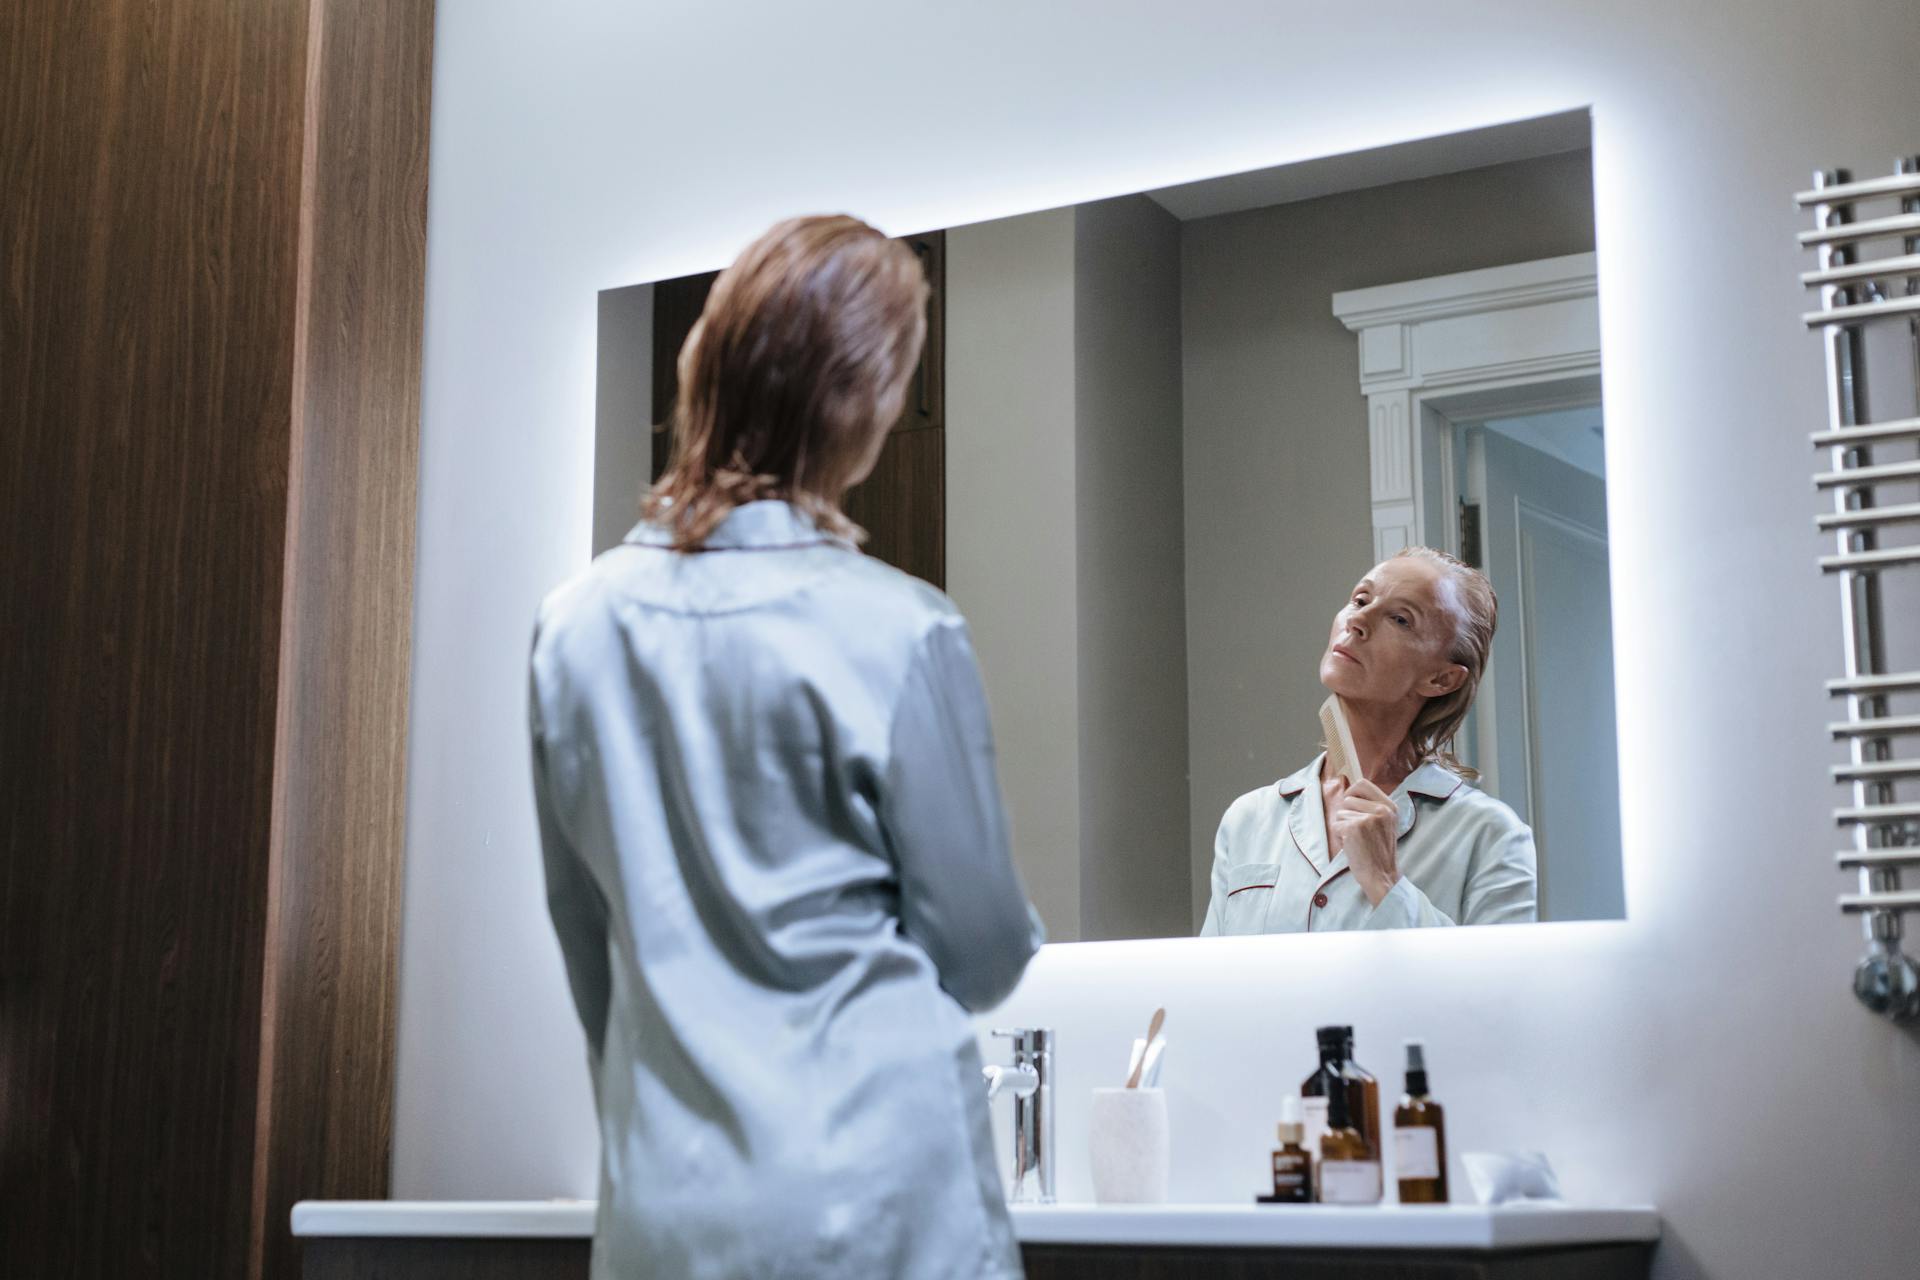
[642,214,929,551]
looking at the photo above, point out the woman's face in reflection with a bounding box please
[1318,558,1466,707]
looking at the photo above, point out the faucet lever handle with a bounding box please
[982,1063,1040,1101]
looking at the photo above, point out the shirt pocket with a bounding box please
[1221,862,1280,934]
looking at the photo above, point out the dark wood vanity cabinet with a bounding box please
[303,1238,1652,1279]
[305,1238,588,1279]
[649,229,947,589]
[1021,1242,1653,1279]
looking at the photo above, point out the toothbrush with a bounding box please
[1125,1007,1166,1089]
[1139,1036,1167,1088]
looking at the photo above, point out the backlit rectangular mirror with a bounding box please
[595,108,1620,942]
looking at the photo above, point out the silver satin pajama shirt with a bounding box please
[1199,753,1538,934]
[529,500,1042,1280]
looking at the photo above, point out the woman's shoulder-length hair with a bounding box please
[642,214,930,553]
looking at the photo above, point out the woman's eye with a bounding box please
[1393,614,1409,627]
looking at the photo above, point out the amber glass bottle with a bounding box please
[1303,1027,1382,1158]
[1392,1040,1449,1203]
[1316,1064,1381,1204]
[1299,1026,1344,1161]
[1339,1027,1382,1160]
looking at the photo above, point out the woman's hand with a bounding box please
[1328,778,1400,908]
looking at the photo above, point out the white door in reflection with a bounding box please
[1461,409,1624,922]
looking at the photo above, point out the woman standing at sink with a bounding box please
[528,215,1042,1279]
[1199,550,1538,935]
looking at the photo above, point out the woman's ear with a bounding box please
[1424,663,1468,697]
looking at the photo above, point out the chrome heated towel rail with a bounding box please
[1799,158,1920,1020]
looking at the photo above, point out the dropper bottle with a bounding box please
[1258,1096,1312,1204]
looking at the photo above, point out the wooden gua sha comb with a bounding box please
[1319,695,1363,785]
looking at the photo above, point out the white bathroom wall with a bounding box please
[395,4,1920,1278]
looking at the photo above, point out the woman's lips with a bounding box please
[1332,645,1360,664]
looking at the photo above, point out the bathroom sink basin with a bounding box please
[1008,1202,1660,1249]
[292,1199,1659,1251]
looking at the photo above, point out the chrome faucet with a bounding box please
[982,1027,1054,1204]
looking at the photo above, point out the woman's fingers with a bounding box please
[1346,778,1392,805]
[1331,795,1395,823]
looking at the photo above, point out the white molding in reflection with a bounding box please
[1332,252,1600,556]
[1332,252,1599,338]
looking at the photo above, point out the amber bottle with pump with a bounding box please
[1300,1026,1381,1165]
[1258,1096,1312,1204]
[1392,1040,1449,1203]
[1315,1064,1382,1204]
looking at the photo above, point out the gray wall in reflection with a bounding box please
[1179,150,1596,928]
[948,198,1194,943]
[1074,195,1191,941]
[593,284,653,557]
[947,208,1084,938]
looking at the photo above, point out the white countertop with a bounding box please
[291,1200,1659,1251]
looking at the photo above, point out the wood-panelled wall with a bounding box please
[0,1,434,1276]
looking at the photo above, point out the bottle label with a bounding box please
[1318,1159,1382,1204]
[1272,1152,1309,1195]
[1302,1097,1330,1162]
[1393,1126,1440,1180]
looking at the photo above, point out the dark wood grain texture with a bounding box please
[252,2,435,1279]
[1019,1242,1653,1280]
[0,0,309,1275]
[0,0,433,1276]
[297,1238,1652,1280]
[650,271,719,473]
[896,229,946,435]
[305,1238,594,1280]
[842,424,946,589]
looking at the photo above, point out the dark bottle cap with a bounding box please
[1404,1039,1429,1096]
[1316,1025,1349,1053]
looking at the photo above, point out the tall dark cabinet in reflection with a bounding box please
[649,230,947,589]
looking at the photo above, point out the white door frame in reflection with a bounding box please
[1333,254,1622,921]
[1331,252,1601,559]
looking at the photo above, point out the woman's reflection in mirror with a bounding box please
[1199,547,1537,934]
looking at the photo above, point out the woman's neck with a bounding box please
[1332,696,1423,793]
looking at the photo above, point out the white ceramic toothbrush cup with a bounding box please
[1088,1087,1169,1204]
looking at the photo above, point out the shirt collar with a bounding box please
[625,499,851,551]
[1281,751,1466,876]
[1278,752,1464,802]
